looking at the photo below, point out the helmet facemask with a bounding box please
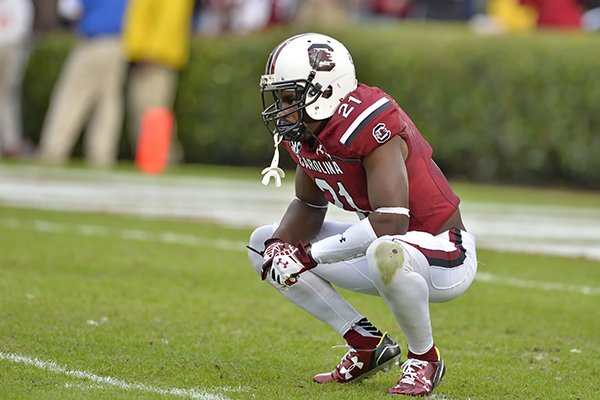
[260,71,324,142]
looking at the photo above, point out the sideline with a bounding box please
[0,351,233,400]
[1,164,599,260]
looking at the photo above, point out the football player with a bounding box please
[247,33,478,396]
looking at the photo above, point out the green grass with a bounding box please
[1,205,599,400]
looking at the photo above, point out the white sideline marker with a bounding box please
[0,351,230,400]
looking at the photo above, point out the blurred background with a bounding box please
[2,0,600,189]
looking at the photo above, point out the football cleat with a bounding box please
[313,333,401,384]
[388,358,446,396]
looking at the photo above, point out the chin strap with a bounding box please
[261,133,286,187]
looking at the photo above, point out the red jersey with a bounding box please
[283,83,460,234]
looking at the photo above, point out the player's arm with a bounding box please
[271,165,328,244]
[362,135,410,236]
[308,135,409,264]
[263,138,409,285]
[259,166,326,286]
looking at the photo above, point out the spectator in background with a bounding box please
[350,0,488,21]
[294,0,351,26]
[269,0,301,26]
[30,0,59,34]
[519,0,584,29]
[197,0,298,35]
[370,0,411,19]
[0,0,34,158]
[470,0,537,34]
[122,0,195,164]
[198,0,270,35]
[407,0,476,20]
[579,0,600,31]
[38,0,128,167]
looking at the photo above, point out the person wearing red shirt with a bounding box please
[248,33,478,396]
[520,0,584,28]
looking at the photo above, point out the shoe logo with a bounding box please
[339,356,364,380]
[422,377,432,390]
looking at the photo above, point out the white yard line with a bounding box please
[0,351,232,400]
[3,217,599,297]
[475,272,600,296]
[0,217,248,250]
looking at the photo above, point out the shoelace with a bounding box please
[330,345,357,365]
[399,359,429,385]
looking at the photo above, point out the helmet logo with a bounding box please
[373,122,391,143]
[308,44,335,72]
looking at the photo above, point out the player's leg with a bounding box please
[248,223,401,383]
[248,224,363,335]
[365,230,477,396]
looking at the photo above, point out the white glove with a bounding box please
[261,240,317,289]
[269,250,306,288]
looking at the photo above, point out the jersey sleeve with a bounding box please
[338,97,405,158]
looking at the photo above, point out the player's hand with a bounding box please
[261,238,287,280]
[268,242,318,288]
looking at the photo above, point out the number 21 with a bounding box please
[314,177,367,214]
[337,95,362,119]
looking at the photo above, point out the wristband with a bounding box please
[264,237,284,247]
[294,196,328,209]
[310,218,377,264]
[375,207,410,216]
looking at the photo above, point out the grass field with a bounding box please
[1,173,600,400]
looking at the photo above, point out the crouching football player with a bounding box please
[248,33,478,396]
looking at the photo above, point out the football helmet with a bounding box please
[260,33,358,141]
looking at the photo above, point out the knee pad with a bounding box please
[366,237,410,286]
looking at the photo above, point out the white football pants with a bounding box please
[248,221,478,355]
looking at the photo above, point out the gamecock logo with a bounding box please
[373,123,391,143]
[308,44,335,71]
